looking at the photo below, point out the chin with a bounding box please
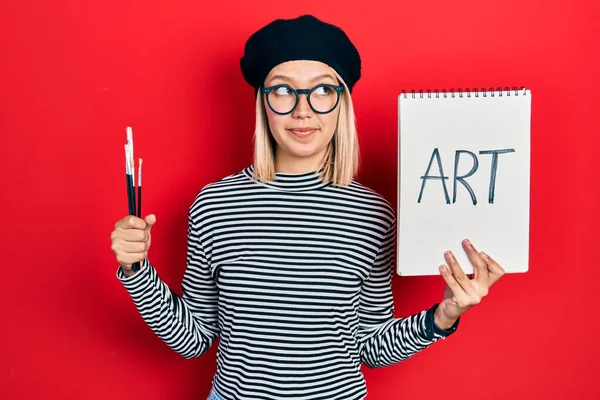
[288,148,319,158]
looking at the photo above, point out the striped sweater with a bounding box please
[117,164,459,399]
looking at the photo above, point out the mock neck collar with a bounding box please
[243,164,332,192]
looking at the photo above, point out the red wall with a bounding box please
[1,1,598,399]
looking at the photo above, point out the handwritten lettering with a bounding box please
[418,148,515,204]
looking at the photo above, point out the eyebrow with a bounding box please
[267,74,338,85]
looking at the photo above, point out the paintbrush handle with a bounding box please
[126,174,135,215]
[137,186,142,217]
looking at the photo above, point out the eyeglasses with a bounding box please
[261,84,344,115]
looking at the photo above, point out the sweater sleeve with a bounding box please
[357,217,460,368]
[115,207,220,359]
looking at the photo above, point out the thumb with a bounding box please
[144,214,157,230]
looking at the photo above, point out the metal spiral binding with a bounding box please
[400,86,527,98]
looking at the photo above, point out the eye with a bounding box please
[313,85,335,96]
[273,86,293,96]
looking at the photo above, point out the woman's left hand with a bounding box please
[435,238,506,328]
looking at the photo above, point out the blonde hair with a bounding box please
[251,70,360,187]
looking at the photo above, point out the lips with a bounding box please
[289,128,317,133]
[288,128,317,138]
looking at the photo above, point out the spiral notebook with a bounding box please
[397,87,531,276]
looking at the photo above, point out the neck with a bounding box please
[275,151,326,174]
[244,164,331,192]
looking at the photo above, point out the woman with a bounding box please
[110,14,505,400]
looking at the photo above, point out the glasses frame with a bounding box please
[261,83,345,115]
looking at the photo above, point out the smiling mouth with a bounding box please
[288,128,317,138]
[288,128,317,132]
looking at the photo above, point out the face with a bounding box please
[262,60,342,173]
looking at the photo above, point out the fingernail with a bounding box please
[465,238,471,246]
[481,251,488,259]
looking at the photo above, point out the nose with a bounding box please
[292,93,313,118]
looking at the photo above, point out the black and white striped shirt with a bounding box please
[117,164,459,400]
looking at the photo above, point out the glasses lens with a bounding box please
[309,85,339,113]
[267,86,297,114]
[267,85,341,114]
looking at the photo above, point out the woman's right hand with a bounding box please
[111,214,157,277]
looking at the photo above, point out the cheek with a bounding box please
[265,112,286,137]
[321,112,339,137]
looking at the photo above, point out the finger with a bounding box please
[112,228,148,242]
[462,239,489,285]
[480,251,506,287]
[445,250,477,296]
[113,237,149,253]
[117,215,147,230]
[117,252,148,266]
[439,264,468,303]
[144,214,156,233]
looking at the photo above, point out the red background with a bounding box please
[1,0,599,399]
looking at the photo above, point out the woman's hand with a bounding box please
[435,239,506,328]
[110,214,157,277]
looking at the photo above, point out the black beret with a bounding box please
[240,14,361,93]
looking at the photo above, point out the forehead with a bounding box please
[265,60,338,85]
